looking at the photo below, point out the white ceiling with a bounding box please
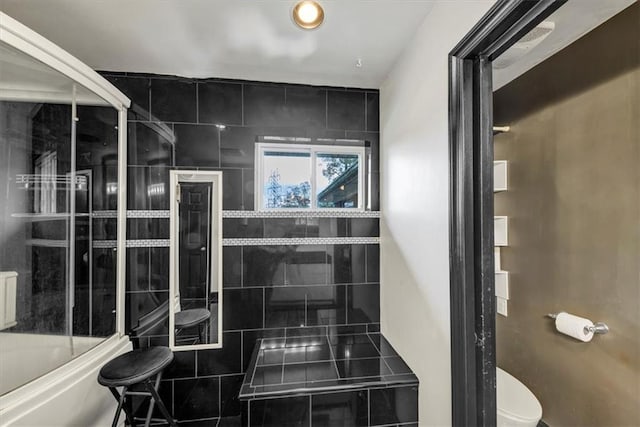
[1,0,634,91]
[0,0,435,88]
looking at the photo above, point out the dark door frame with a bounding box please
[448,1,566,425]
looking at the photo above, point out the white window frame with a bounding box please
[255,143,366,211]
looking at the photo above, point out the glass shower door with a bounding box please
[0,40,118,395]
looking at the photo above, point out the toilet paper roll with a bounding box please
[555,312,594,342]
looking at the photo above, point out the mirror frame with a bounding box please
[169,170,223,351]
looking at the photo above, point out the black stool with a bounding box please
[98,347,176,427]
[175,308,210,344]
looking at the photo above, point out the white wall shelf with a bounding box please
[494,216,508,246]
[494,160,508,192]
[495,271,509,300]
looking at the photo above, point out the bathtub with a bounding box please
[0,332,131,426]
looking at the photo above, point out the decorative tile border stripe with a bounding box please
[127,239,171,247]
[93,240,117,248]
[127,210,170,218]
[94,236,379,249]
[222,237,380,246]
[223,210,381,218]
[93,210,171,218]
[93,239,171,248]
[92,210,117,218]
[92,210,381,219]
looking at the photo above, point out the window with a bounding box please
[255,143,366,210]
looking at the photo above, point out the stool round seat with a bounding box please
[175,308,210,329]
[98,347,174,387]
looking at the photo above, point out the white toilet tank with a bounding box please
[497,367,542,427]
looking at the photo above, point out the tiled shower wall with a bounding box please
[102,71,380,423]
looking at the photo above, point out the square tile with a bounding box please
[219,126,257,168]
[243,246,286,287]
[284,345,332,364]
[283,361,338,384]
[284,85,326,128]
[249,396,310,427]
[252,365,283,386]
[173,376,220,420]
[223,288,264,331]
[366,92,379,132]
[128,121,173,166]
[174,123,220,167]
[198,81,242,125]
[150,78,197,123]
[265,287,306,328]
[220,374,246,417]
[327,90,365,131]
[369,386,418,426]
[365,244,380,283]
[222,168,243,210]
[258,348,286,366]
[243,84,286,126]
[164,349,196,379]
[197,331,242,375]
[311,390,368,427]
[335,358,391,380]
[223,246,242,288]
[346,284,380,324]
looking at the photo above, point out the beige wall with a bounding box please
[380,1,495,425]
[494,4,639,426]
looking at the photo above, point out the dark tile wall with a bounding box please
[101,71,381,425]
[248,385,418,427]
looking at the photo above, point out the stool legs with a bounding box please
[144,373,176,427]
[107,386,135,427]
[107,374,175,427]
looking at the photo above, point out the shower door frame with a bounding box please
[448,0,566,425]
[0,12,131,338]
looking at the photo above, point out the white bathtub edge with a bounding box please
[0,334,132,426]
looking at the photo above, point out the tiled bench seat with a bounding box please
[239,332,418,426]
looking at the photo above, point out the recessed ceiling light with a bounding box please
[292,1,324,30]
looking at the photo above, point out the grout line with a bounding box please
[218,376,222,419]
[240,244,244,286]
[147,79,152,121]
[195,82,199,124]
[326,335,341,379]
[248,339,261,386]
[217,127,221,169]
[256,355,386,369]
[344,285,349,324]
[304,294,308,327]
[367,388,371,427]
[240,331,244,372]
[364,92,368,132]
[325,90,329,129]
[241,84,245,126]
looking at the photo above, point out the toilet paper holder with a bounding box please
[547,313,610,335]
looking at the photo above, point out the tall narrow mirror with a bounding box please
[169,171,222,350]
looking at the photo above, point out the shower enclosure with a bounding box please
[0,12,130,425]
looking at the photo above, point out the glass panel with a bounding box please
[316,153,359,208]
[262,150,312,209]
[0,40,117,395]
[176,182,217,346]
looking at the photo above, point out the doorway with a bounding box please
[448,0,639,425]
